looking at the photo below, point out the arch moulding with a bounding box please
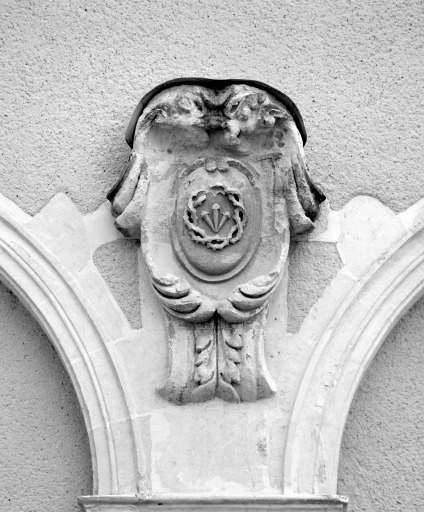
[0,193,147,496]
[283,199,424,496]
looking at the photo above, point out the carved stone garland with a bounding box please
[108,81,325,404]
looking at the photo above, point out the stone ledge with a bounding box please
[79,495,348,512]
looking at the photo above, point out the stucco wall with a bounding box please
[338,295,424,512]
[1,0,423,217]
[0,282,92,512]
[1,0,423,510]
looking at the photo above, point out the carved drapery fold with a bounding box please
[108,80,325,404]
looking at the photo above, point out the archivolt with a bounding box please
[0,195,145,495]
[284,214,424,495]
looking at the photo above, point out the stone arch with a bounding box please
[0,195,145,495]
[283,213,424,495]
[337,293,424,510]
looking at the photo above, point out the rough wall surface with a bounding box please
[0,283,92,512]
[93,239,141,329]
[287,242,342,333]
[0,0,423,510]
[1,0,423,216]
[338,295,424,512]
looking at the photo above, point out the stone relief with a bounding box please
[4,188,424,508]
[108,79,325,404]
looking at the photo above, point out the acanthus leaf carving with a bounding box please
[108,79,325,404]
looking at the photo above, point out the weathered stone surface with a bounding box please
[2,170,424,506]
[27,192,91,272]
[109,82,325,404]
[1,1,424,510]
[337,196,406,280]
[283,200,424,495]
[0,192,145,496]
[84,200,124,256]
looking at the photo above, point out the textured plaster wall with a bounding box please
[0,283,92,512]
[338,295,424,512]
[93,239,141,329]
[287,242,342,333]
[1,0,424,510]
[1,0,423,216]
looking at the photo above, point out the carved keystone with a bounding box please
[108,78,325,404]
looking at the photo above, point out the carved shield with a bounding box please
[172,159,261,282]
[108,81,325,404]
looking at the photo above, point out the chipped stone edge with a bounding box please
[84,200,123,256]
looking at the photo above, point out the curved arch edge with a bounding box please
[284,197,424,495]
[0,192,147,495]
